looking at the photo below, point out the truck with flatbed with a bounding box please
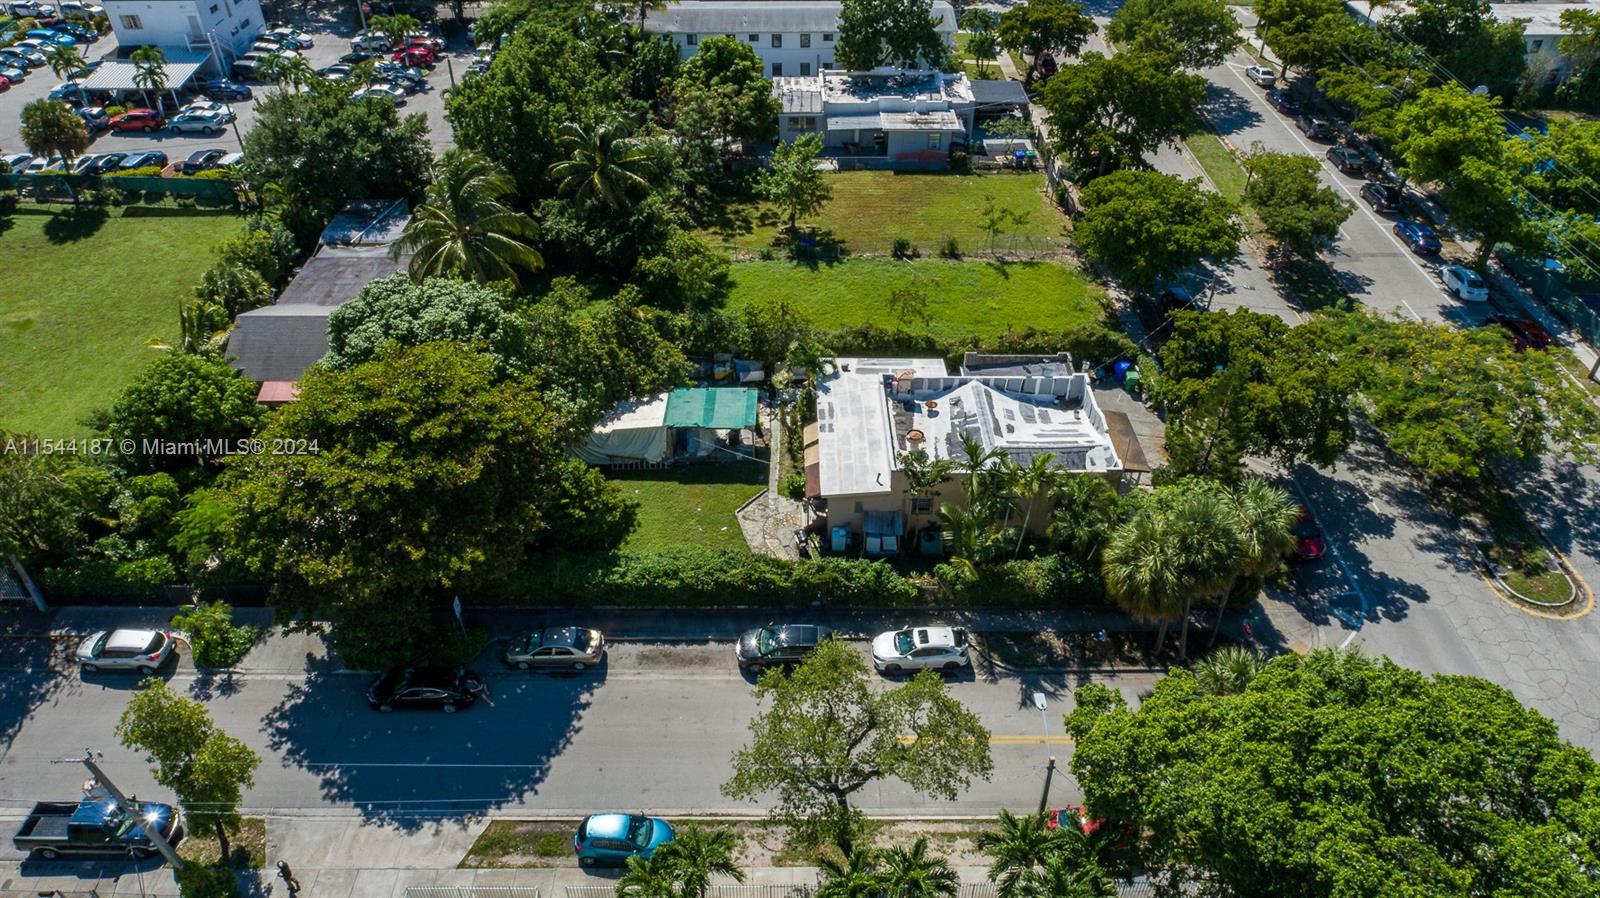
[13,797,183,860]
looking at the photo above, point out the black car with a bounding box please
[340,49,380,64]
[201,78,252,101]
[1296,114,1332,139]
[180,148,225,174]
[118,151,168,170]
[1360,182,1396,211]
[1326,146,1364,174]
[367,666,483,712]
[736,623,833,672]
[1265,89,1298,115]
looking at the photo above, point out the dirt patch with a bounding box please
[178,817,267,869]
[460,821,574,868]
[731,819,996,867]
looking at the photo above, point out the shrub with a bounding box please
[104,105,127,117]
[948,149,970,173]
[781,471,806,500]
[42,555,177,600]
[935,554,1105,606]
[429,625,491,666]
[196,262,273,318]
[939,236,960,258]
[115,165,165,177]
[170,600,259,668]
[176,862,239,898]
[891,236,915,259]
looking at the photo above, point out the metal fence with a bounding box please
[1501,252,1600,347]
[409,888,540,898]
[1,172,240,205]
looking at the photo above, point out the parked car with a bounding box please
[201,78,253,100]
[60,1,106,15]
[870,626,971,673]
[1291,506,1325,561]
[1245,64,1276,87]
[47,80,84,101]
[1393,219,1441,255]
[76,106,108,131]
[76,628,176,674]
[1326,145,1364,174]
[1,153,33,171]
[1360,181,1396,211]
[1034,52,1057,81]
[1,46,46,67]
[118,151,168,170]
[67,154,99,174]
[23,155,65,173]
[390,45,435,66]
[317,63,352,80]
[27,28,75,45]
[375,62,425,90]
[573,814,675,868]
[350,83,407,104]
[366,666,483,712]
[504,627,606,670]
[230,57,264,80]
[1439,264,1488,302]
[214,151,243,167]
[0,65,23,84]
[351,30,391,52]
[9,1,56,16]
[1485,314,1554,351]
[341,49,381,64]
[14,798,183,860]
[1158,285,1201,317]
[81,151,124,173]
[735,623,833,672]
[179,99,235,121]
[1295,114,1332,139]
[14,40,58,57]
[52,21,96,41]
[264,26,313,48]
[1265,89,1298,114]
[109,108,164,132]
[167,111,225,134]
[179,148,226,174]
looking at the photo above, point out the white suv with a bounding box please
[871,626,971,673]
[1440,264,1488,302]
[77,629,176,674]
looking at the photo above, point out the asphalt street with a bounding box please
[0,639,1155,826]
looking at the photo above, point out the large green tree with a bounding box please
[1074,170,1241,292]
[723,639,993,853]
[835,0,950,70]
[101,352,264,477]
[548,119,661,210]
[1255,0,1373,76]
[760,133,833,230]
[1038,51,1207,178]
[394,149,545,287]
[1105,0,1242,70]
[324,274,533,378]
[1065,649,1600,898]
[1242,151,1355,260]
[116,678,260,861]
[1527,118,1600,215]
[1394,0,1529,99]
[997,0,1098,87]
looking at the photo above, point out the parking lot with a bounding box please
[0,17,465,167]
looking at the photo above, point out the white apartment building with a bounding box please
[774,68,975,167]
[646,0,957,79]
[104,0,265,61]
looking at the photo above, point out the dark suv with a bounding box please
[1296,114,1332,139]
[1360,182,1396,211]
[736,624,833,672]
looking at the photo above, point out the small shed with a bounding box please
[577,387,761,466]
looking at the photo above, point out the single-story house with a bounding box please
[774,68,976,168]
[576,387,761,466]
[811,357,1123,538]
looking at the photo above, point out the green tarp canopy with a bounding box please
[663,387,758,429]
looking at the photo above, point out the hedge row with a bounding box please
[933,554,1107,607]
[822,321,1139,373]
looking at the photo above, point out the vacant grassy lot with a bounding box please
[700,171,1068,256]
[0,206,243,436]
[610,464,766,554]
[728,259,1105,339]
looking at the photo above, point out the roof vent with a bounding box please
[925,399,938,410]
[907,428,925,443]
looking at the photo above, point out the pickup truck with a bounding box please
[13,797,183,860]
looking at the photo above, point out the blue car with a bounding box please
[27,29,76,46]
[201,78,252,101]
[1393,219,1441,255]
[572,814,674,867]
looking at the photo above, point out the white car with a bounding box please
[2,152,34,171]
[265,26,313,48]
[1245,64,1277,88]
[47,80,84,100]
[351,30,390,52]
[215,151,244,167]
[76,628,176,674]
[61,1,105,15]
[180,99,235,121]
[23,155,65,173]
[871,626,971,673]
[1440,264,1488,302]
[350,83,406,105]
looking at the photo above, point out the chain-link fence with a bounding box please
[1501,253,1600,346]
[1,173,240,206]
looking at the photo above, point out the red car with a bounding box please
[109,108,165,132]
[401,35,443,52]
[1292,506,1326,561]
[391,45,435,66]
[0,75,11,92]
[1485,314,1554,351]
[1049,807,1133,852]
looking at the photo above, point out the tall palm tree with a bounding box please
[1165,489,1245,660]
[129,45,168,112]
[880,837,959,898]
[259,53,315,93]
[391,149,545,287]
[1192,645,1268,696]
[1008,454,1059,557]
[1101,510,1186,654]
[815,846,884,898]
[19,98,89,163]
[43,43,89,107]
[954,433,1006,510]
[1016,853,1115,898]
[900,448,957,523]
[654,824,744,898]
[976,810,1073,898]
[548,119,660,209]
[617,851,678,898]
[634,0,668,29]
[939,502,1007,581]
[1209,478,1298,646]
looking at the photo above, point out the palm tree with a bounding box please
[129,45,168,112]
[1209,478,1297,646]
[939,502,1008,581]
[880,837,959,898]
[634,0,668,29]
[1101,510,1186,654]
[1047,475,1123,562]
[1008,454,1059,557]
[900,448,956,523]
[815,846,884,898]
[976,810,1072,898]
[19,98,89,163]
[391,149,545,287]
[1165,488,1245,660]
[259,54,315,93]
[547,119,660,209]
[1192,645,1268,696]
[1016,853,1115,898]
[654,824,744,898]
[953,433,1006,514]
[43,43,88,107]
[617,851,678,898]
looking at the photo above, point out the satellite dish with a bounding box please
[1472,84,1489,96]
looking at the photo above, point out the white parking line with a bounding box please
[1221,61,1432,323]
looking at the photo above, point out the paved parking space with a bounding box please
[0,22,463,165]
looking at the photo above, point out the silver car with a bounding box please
[77,629,175,674]
[504,627,605,670]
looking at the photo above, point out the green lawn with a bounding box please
[0,206,243,436]
[609,465,766,554]
[700,171,1069,256]
[728,259,1106,339]
[1185,131,1249,201]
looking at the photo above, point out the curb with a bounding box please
[1474,544,1576,609]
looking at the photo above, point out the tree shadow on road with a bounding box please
[261,650,601,831]
[1198,83,1263,139]
[0,609,76,753]
[1505,457,1600,562]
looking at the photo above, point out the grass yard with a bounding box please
[610,464,766,554]
[699,171,1069,256]
[1185,130,1249,201]
[728,259,1106,339]
[0,206,243,436]
[461,821,575,868]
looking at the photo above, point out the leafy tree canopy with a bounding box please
[1242,151,1355,260]
[1392,83,1507,186]
[997,0,1097,86]
[325,274,534,378]
[1065,649,1600,898]
[1075,170,1241,292]
[1038,51,1206,178]
[1394,0,1529,99]
[1105,0,1242,70]
[1256,0,1376,75]
[835,0,950,70]
[760,133,834,230]
[101,352,264,477]
[1526,118,1600,216]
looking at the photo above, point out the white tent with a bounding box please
[574,394,673,465]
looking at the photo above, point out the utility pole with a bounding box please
[1038,756,1056,814]
[65,749,184,869]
